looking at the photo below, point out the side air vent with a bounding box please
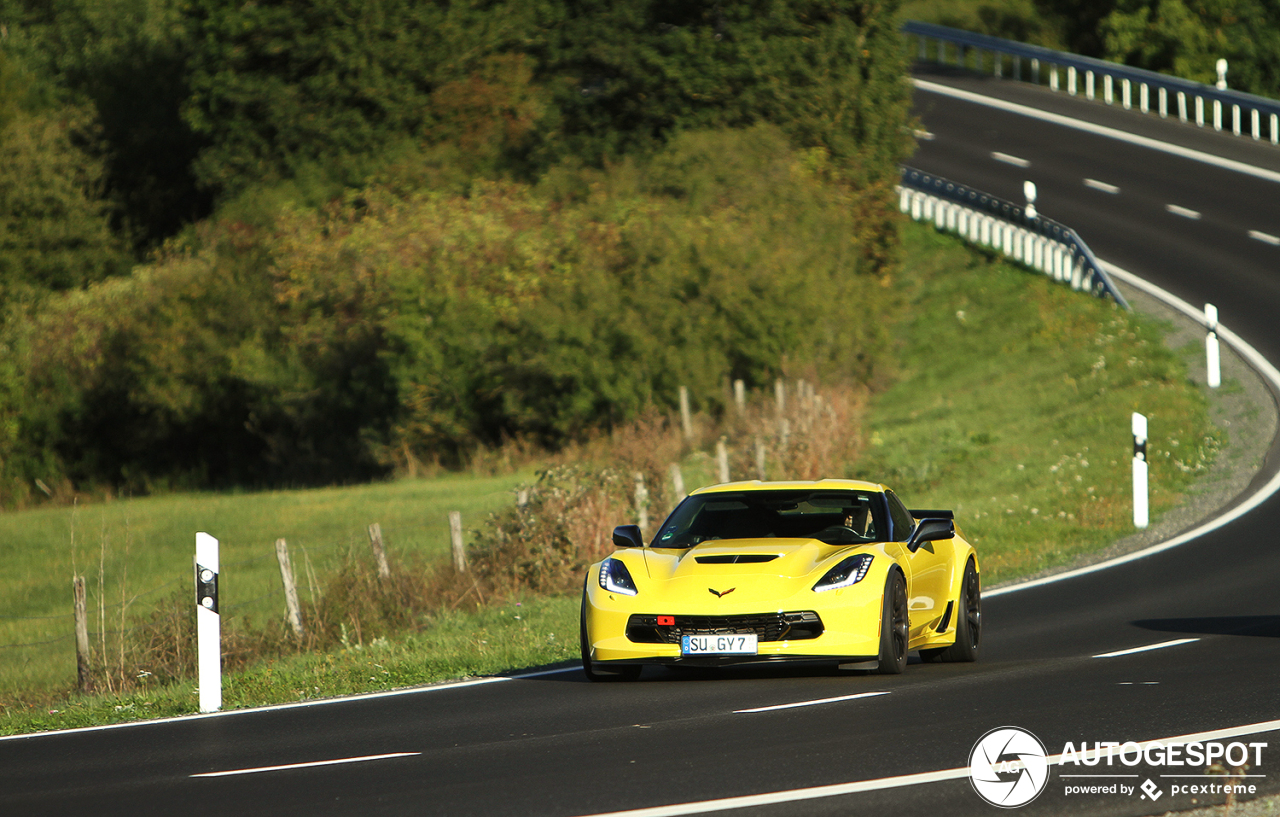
[694,554,780,564]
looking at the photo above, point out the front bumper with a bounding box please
[584,578,884,664]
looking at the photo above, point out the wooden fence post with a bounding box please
[716,437,730,483]
[733,379,746,414]
[367,523,391,580]
[634,472,650,532]
[73,575,92,694]
[755,438,766,481]
[450,511,467,573]
[670,464,686,505]
[275,539,305,639]
[775,379,786,415]
[679,386,693,442]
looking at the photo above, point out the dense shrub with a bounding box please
[0,125,896,501]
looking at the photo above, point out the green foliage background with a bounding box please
[0,1,915,503]
[4,0,1265,504]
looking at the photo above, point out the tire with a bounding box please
[940,558,981,662]
[876,570,909,674]
[580,585,642,682]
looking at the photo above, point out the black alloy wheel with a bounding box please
[947,558,981,661]
[876,571,909,674]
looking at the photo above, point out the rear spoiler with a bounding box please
[909,509,954,519]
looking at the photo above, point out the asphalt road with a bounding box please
[4,68,1280,817]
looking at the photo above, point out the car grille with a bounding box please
[626,611,823,644]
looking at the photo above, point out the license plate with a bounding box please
[680,633,758,655]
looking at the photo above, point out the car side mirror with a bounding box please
[907,518,954,552]
[612,525,645,549]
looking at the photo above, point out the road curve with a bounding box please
[4,67,1280,817]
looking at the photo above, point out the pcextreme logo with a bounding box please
[969,727,1050,808]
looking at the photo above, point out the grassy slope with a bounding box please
[863,224,1217,585]
[0,221,1223,733]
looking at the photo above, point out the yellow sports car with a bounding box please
[580,479,980,680]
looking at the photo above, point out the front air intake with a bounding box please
[626,611,823,644]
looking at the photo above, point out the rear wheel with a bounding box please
[941,558,981,662]
[580,587,641,682]
[876,571,909,674]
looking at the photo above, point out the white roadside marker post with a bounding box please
[1205,303,1221,388]
[196,532,221,713]
[1023,180,1038,221]
[1132,413,1149,529]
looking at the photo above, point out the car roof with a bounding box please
[689,478,886,495]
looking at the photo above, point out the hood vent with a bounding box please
[694,554,780,565]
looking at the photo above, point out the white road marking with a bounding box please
[1093,638,1200,659]
[569,718,1280,817]
[1248,229,1280,245]
[734,691,888,713]
[989,260,1280,598]
[914,79,1280,184]
[991,151,1031,167]
[1166,204,1202,220]
[191,752,420,778]
[913,128,936,141]
[1084,178,1120,194]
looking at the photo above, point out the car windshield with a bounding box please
[652,490,885,548]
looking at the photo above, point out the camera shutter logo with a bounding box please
[969,727,1050,808]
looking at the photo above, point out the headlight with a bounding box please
[599,557,638,596]
[813,554,873,592]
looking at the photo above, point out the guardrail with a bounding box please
[898,166,1130,309]
[904,20,1280,144]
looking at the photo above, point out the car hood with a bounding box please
[642,538,870,582]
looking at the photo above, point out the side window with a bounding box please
[886,491,914,542]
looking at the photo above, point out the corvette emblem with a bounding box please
[708,587,736,598]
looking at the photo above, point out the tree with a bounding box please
[1101,0,1280,97]
[531,0,914,186]
[181,0,538,195]
[0,106,128,299]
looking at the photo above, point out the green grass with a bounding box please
[3,594,578,733]
[862,224,1218,584]
[0,220,1228,734]
[0,471,535,696]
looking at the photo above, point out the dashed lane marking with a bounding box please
[1166,204,1202,220]
[992,151,1031,167]
[734,691,889,714]
[1093,638,1200,659]
[191,752,420,778]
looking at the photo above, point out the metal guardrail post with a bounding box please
[897,167,1130,310]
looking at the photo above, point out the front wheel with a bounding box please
[876,571,909,674]
[580,587,641,682]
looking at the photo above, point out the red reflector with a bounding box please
[657,615,675,626]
